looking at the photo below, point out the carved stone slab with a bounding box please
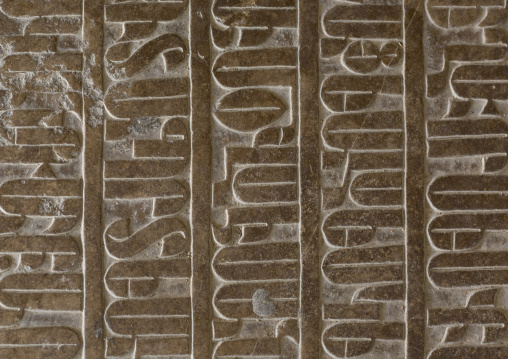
[0,0,506,358]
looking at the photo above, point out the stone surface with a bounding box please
[0,0,507,358]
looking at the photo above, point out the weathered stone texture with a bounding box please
[0,0,507,358]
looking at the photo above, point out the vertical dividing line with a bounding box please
[404,1,426,358]
[299,0,321,356]
[83,0,105,358]
[190,0,212,357]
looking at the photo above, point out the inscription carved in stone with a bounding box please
[0,0,505,358]
[425,1,508,358]
[320,3,406,357]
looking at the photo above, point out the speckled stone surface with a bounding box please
[0,0,507,358]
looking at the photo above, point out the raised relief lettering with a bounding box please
[102,1,191,357]
[425,0,508,357]
[320,1,406,357]
[0,1,84,357]
[210,0,300,356]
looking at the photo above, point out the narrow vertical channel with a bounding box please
[83,0,105,358]
[299,0,321,356]
[190,0,212,357]
[404,1,426,358]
